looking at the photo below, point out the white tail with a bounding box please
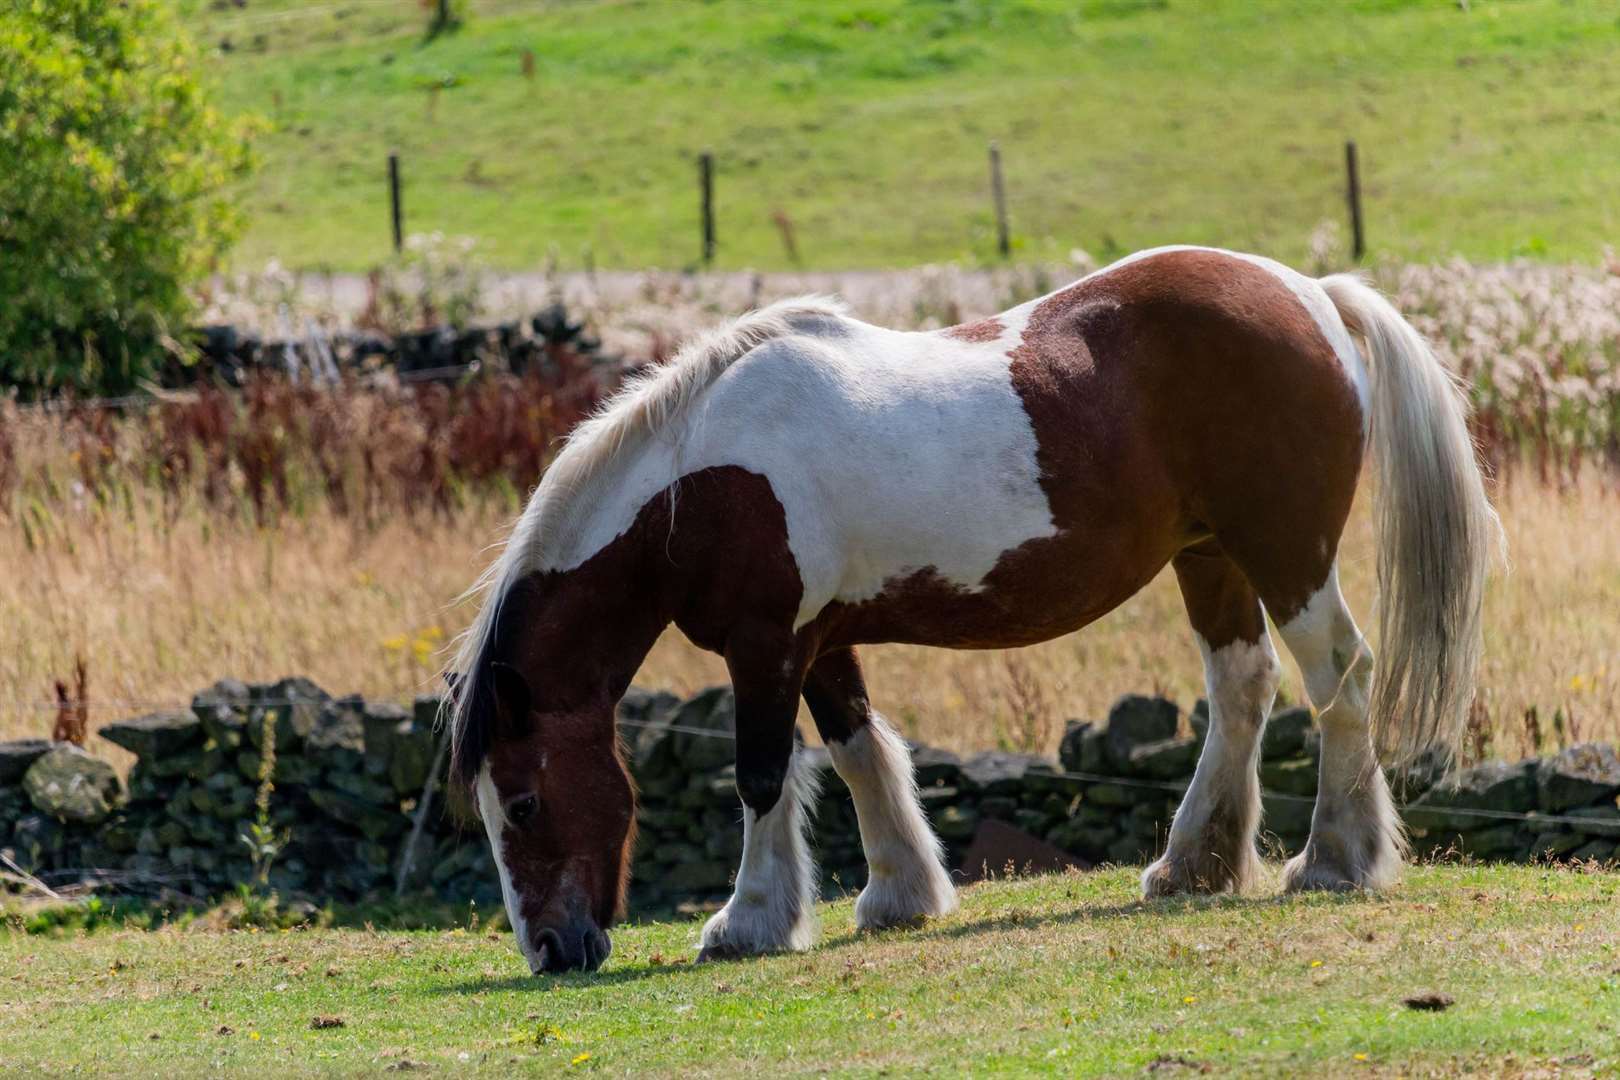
[1319,274,1502,767]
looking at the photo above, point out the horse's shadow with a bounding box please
[430,880,1369,994]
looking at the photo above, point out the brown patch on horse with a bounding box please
[814,248,1363,656]
[942,317,1003,343]
[1171,539,1267,653]
[1040,249,1365,621]
[462,465,807,931]
[801,647,873,744]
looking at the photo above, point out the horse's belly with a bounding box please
[815,521,1175,650]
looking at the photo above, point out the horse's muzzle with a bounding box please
[532,924,611,974]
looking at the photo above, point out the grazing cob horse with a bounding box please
[448,246,1497,974]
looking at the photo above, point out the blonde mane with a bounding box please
[446,295,850,775]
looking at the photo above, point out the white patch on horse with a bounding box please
[546,314,1059,629]
[1143,632,1280,896]
[1275,571,1403,891]
[828,715,957,928]
[698,746,820,957]
[475,764,539,972]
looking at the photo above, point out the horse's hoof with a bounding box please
[1281,852,1366,893]
[1141,852,1253,899]
[695,943,747,964]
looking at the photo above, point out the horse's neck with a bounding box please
[519,522,676,707]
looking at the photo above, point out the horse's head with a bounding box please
[450,659,636,975]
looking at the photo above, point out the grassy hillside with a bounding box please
[4,865,1617,1075]
[189,0,1620,271]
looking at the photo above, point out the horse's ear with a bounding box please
[489,661,534,739]
[442,670,465,705]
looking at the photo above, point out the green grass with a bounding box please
[185,0,1620,272]
[4,865,1618,1075]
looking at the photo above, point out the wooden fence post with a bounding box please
[699,151,715,267]
[1345,140,1365,262]
[989,141,1010,259]
[388,153,403,255]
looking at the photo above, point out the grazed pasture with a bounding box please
[185,0,1620,269]
[2,866,1617,1076]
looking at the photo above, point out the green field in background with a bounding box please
[189,0,1620,271]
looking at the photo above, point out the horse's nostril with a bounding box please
[582,929,610,972]
[535,928,566,974]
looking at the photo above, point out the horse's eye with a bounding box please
[507,795,539,826]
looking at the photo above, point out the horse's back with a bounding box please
[688,247,1372,643]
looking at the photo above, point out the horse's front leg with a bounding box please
[696,629,819,961]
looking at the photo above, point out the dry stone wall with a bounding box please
[2,679,1617,911]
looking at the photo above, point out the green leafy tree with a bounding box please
[0,0,253,397]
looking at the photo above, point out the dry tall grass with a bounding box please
[5,257,1619,761]
[1,474,1613,763]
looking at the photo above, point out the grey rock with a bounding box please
[8,814,64,870]
[309,789,403,840]
[235,749,318,787]
[1260,758,1318,798]
[1261,792,1315,835]
[661,858,732,893]
[0,739,55,784]
[1128,737,1199,780]
[194,678,250,711]
[1104,695,1178,770]
[1024,770,1087,797]
[1058,720,1094,773]
[307,703,365,754]
[1536,743,1620,811]
[389,724,440,795]
[1406,760,1536,830]
[361,702,410,761]
[23,744,122,825]
[1261,707,1313,761]
[910,745,962,787]
[100,710,203,760]
[247,677,331,751]
[1563,805,1620,839]
[1107,834,1153,865]
[412,693,445,732]
[148,745,219,780]
[328,770,398,806]
[618,686,682,728]
[961,751,1053,795]
[1456,824,1525,859]
[619,689,683,776]
[1084,782,1137,808]
[1047,819,1117,858]
[932,803,980,841]
[668,686,736,771]
[1529,830,1586,859]
[192,679,250,747]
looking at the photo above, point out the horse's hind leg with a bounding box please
[1272,566,1402,891]
[1142,540,1281,898]
[804,647,957,929]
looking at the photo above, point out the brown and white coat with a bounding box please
[449,246,1497,972]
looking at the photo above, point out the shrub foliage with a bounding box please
[0,0,252,397]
